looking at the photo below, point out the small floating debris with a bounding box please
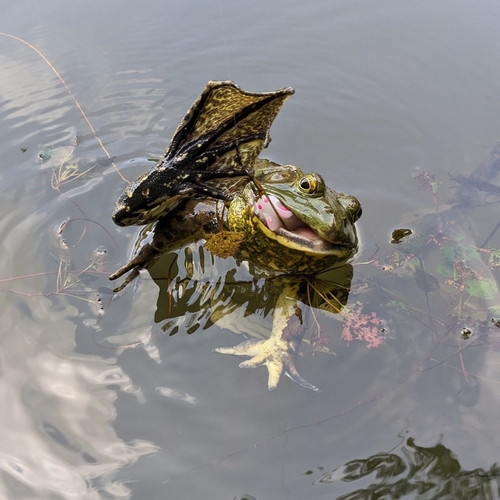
[391,228,413,244]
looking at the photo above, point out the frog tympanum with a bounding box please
[111,82,362,391]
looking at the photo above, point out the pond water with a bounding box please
[1,0,500,498]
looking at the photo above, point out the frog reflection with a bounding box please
[151,255,355,392]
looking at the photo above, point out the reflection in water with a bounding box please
[311,437,500,499]
[0,83,158,496]
[0,296,158,498]
[150,248,356,392]
[156,386,197,404]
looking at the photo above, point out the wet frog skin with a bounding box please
[112,81,293,226]
[227,161,361,275]
[111,159,361,285]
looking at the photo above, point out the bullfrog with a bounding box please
[111,158,361,391]
[111,81,361,391]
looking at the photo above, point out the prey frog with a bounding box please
[112,81,294,226]
[111,82,361,391]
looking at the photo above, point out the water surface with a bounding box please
[1,0,500,498]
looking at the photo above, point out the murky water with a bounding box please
[1,1,500,498]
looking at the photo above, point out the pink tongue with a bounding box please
[262,212,280,231]
[254,194,321,237]
[255,195,292,231]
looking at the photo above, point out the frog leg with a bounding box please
[109,220,176,290]
[166,133,266,200]
[174,171,249,202]
[109,241,161,292]
[110,199,222,291]
[174,133,267,170]
[214,337,319,392]
[215,282,320,392]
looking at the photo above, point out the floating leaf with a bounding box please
[383,300,407,312]
[378,251,418,278]
[89,247,109,272]
[430,179,442,194]
[395,232,429,256]
[464,278,498,300]
[391,228,413,244]
[414,170,442,193]
[461,327,472,340]
[437,244,482,280]
[38,144,75,167]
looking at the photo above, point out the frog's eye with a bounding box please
[298,175,317,194]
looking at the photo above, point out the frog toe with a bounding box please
[284,366,320,392]
[267,354,319,392]
[215,337,319,392]
[213,338,264,357]
[266,359,285,391]
[238,351,268,369]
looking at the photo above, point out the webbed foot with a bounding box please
[214,337,320,392]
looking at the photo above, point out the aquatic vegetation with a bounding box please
[340,303,384,349]
[309,435,500,498]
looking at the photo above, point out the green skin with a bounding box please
[110,159,361,391]
[228,160,360,275]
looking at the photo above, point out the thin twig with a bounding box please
[0,32,129,184]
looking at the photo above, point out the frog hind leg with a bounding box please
[214,337,320,392]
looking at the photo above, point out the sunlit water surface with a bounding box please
[1,0,500,498]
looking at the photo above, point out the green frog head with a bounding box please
[227,160,361,275]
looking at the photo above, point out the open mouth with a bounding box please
[253,193,348,255]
